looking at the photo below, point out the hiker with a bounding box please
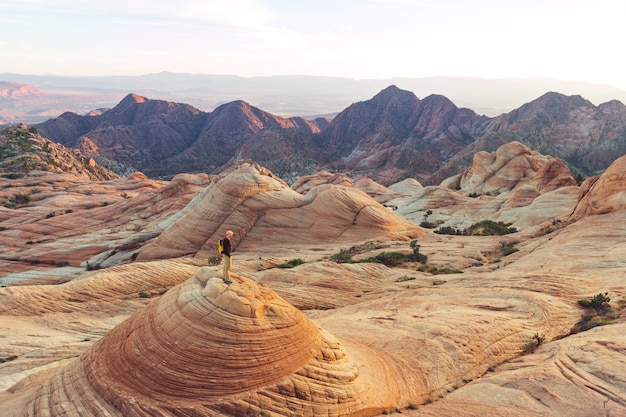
[222,230,233,283]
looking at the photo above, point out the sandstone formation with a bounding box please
[443,141,576,196]
[137,162,425,262]
[16,270,414,416]
[0,170,207,284]
[569,153,626,218]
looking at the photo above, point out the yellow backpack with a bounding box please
[218,239,224,254]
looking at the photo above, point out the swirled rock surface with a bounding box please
[570,153,626,218]
[137,163,425,262]
[444,141,576,196]
[16,270,409,416]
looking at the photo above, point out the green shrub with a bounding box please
[434,226,463,235]
[138,291,150,298]
[330,249,354,263]
[465,220,517,236]
[278,258,305,268]
[436,220,517,236]
[14,193,30,205]
[578,292,611,310]
[406,252,428,263]
[500,241,519,256]
[365,251,407,267]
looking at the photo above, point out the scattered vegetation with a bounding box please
[419,210,439,228]
[3,192,31,208]
[207,256,222,266]
[278,258,305,268]
[417,265,463,275]
[577,292,611,311]
[138,291,150,299]
[522,332,546,354]
[329,242,387,263]
[571,292,617,334]
[435,220,517,236]
[55,261,70,267]
[500,241,519,256]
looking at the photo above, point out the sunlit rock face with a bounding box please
[570,153,626,218]
[17,270,402,416]
[138,163,425,262]
[445,141,576,196]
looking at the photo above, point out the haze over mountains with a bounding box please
[32,85,626,186]
[3,72,626,124]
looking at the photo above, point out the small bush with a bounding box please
[207,256,222,266]
[46,211,56,219]
[406,252,428,263]
[522,332,545,354]
[330,249,354,263]
[15,193,31,204]
[417,265,463,275]
[364,251,407,267]
[278,258,305,268]
[419,221,438,229]
[500,241,519,256]
[56,261,70,267]
[578,292,611,311]
[434,226,463,235]
[138,291,150,298]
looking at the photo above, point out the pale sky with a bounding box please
[1,0,625,90]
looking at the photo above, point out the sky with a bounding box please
[1,0,626,90]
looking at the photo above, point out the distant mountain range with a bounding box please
[2,72,626,124]
[33,86,626,185]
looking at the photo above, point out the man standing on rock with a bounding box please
[222,230,233,284]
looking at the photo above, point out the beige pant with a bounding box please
[222,254,232,280]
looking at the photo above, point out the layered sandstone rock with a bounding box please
[570,153,626,218]
[443,141,576,196]
[16,270,406,416]
[0,171,207,283]
[138,163,425,262]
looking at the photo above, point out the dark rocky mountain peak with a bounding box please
[32,85,626,185]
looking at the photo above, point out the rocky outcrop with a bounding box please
[138,163,425,261]
[17,270,408,416]
[0,125,118,181]
[0,170,207,281]
[443,141,577,196]
[569,153,626,218]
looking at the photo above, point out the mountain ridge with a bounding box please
[33,87,626,185]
